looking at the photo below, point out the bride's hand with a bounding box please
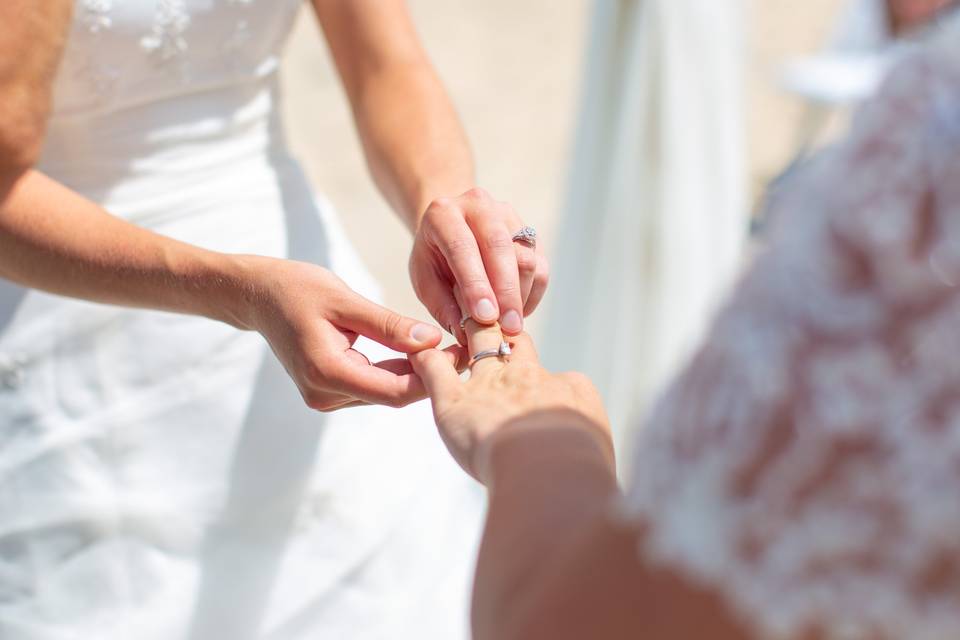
[410,321,611,482]
[236,256,462,412]
[409,188,549,344]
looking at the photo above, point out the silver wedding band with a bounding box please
[512,226,537,249]
[471,341,512,365]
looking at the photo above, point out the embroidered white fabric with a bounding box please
[624,17,960,640]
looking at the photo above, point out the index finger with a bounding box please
[327,354,427,408]
[427,203,500,324]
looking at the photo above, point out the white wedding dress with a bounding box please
[0,2,482,639]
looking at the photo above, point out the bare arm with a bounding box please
[309,0,550,341]
[310,0,474,229]
[474,422,752,640]
[0,171,252,324]
[0,169,454,410]
[0,0,72,197]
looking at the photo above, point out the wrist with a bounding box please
[212,253,275,331]
[475,410,615,487]
[167,249,268,331]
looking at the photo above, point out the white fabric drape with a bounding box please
[542,0,747,472]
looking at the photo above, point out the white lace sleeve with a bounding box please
[623,19,960,640]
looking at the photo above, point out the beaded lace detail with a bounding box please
[140,0,191,69]
[76,0,119,96]
[625,20,960,640]
[222,0,256,59]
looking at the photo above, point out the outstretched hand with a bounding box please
[410,320,611,482]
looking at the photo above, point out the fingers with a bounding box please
[463,195,524,335]
[524,253,550,316]
[504,331,540,364]
[334,290,442,353]
[410,348,464,414]
[464,319,510,375]
[424,197,500,325]
[411,252,463,342]
[324,356,426,407]
[310,340,465,410]
[515,244,536,308]
[503,208,538,315]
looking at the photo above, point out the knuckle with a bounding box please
[495,281,521,298]
[428,197,454,213]
[459,274,491,293]
[483,231,514,254]
[424,199,458,225]
[562,371,593,389]
[464,186,490,202]
[380,311,406,339]
[516,249,537,273]
[534,266,550,289]
[445,235,476,256]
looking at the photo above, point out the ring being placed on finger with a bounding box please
[471,341,512,365]
[511,226,537,249]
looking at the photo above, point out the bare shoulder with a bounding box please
[0,0,73,184]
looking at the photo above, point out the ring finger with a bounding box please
[464,319,510,376]
[506,211,538,309]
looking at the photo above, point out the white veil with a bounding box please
[541,0,748,472]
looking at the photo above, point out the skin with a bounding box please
[410,325,774,640]
[0,0,546,411]
[311,0,549,340]
[0,0,72,199]
[886,0,955,33]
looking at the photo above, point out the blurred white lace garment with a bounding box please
[0,2,482,639]
[625,14,960,640]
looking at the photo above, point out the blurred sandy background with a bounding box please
[281,1,845,329]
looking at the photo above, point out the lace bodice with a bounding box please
[625,16,960,640]
[41,0,306,211]
[53,0,302,119]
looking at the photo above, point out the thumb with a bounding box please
[334,291,442,353]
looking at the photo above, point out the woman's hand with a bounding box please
[236,256,463,412]
[410,320,610,482]
[410,188,550,344]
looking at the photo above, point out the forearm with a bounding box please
[312,0,475,230]
[350,60,475,230]
[472,411,618,640]
[0,171,256,328]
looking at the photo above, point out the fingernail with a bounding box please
[475,298,497,322]
[410,323,438,343]
[501,310,522,334]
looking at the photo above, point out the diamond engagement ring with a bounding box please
[511,226,537,249]
[471,341,512,365]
